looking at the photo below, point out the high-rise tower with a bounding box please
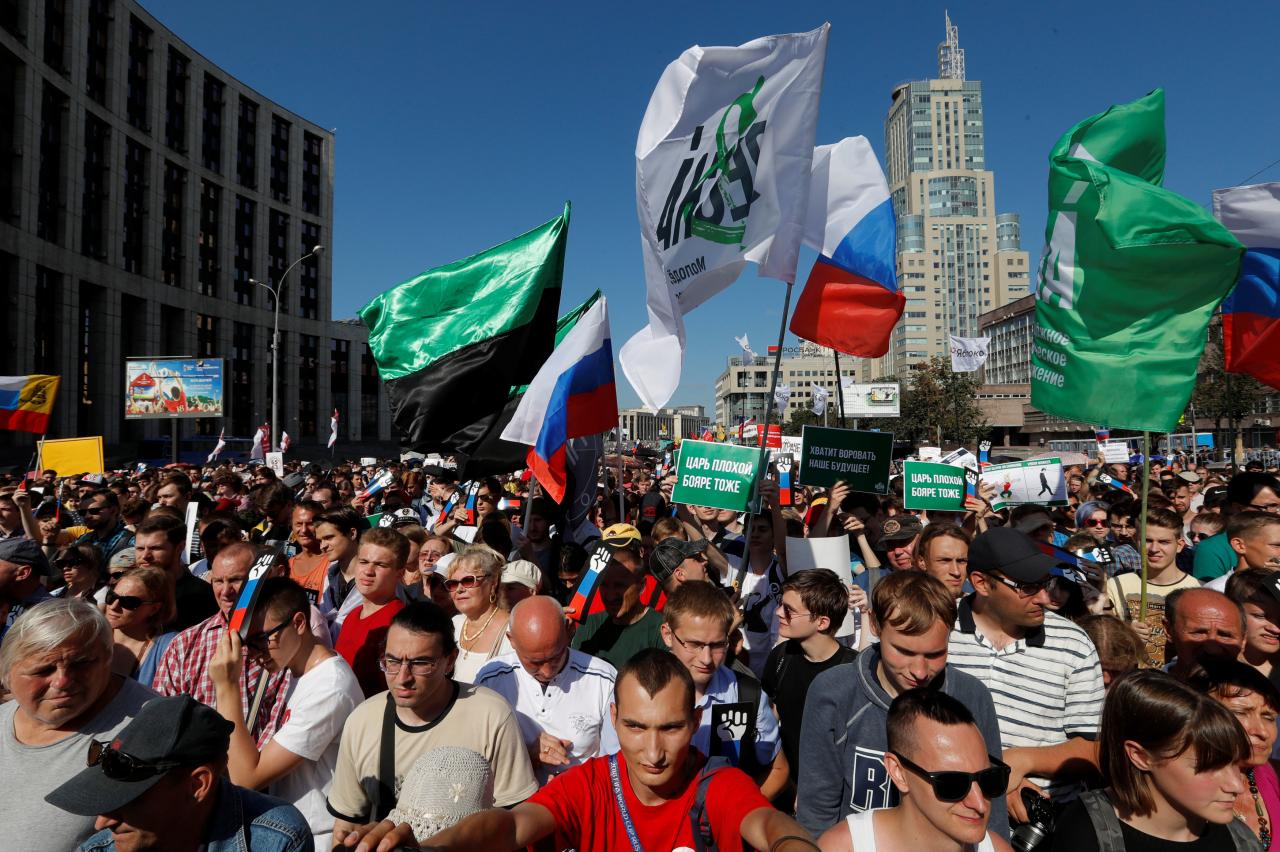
[865,13,1031,379]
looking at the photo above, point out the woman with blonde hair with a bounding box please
[104,564,177,685]
[447,546,513,684]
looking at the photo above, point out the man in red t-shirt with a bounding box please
[343,648,818,851]
[334,528,407,697]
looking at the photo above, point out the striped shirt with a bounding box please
[947,595,1104,800]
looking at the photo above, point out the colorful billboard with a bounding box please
[125,358,224,419]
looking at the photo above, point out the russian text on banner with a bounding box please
[790,136,901,357]
[1212,182,1280,390]
[620,25,829,412]
[903,461,968,511]
[798,426,893,492]
[1030,89,1242,432]
[670,440,760,513]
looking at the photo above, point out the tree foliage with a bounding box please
[1191,321,1268,437]
[862,356,988,448]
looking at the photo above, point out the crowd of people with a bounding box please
[0,446,1278,851]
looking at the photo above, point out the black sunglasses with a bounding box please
[243,620,290,651]
[88,740,179,782]
[892,752,1010,802]
[105,590,155,611]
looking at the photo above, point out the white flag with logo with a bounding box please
[949,335,990,373]
[810,384,828,416]
[620,24,830,412]
[774,384,791,414]
[734,333,757,361]
[206,429,226,463]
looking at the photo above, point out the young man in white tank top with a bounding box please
[817,690,1013,852]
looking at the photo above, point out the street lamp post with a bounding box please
[250,244,323,453]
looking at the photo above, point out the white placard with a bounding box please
[1102,442,1130,464]
[360,456,378,467]
[918,446,942,462]
[939,447,979,469]
[265,452,284,477]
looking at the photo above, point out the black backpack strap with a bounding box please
[1079,790,1125,852]
[689,757,734,852]
[730,663,761,773]
[373,693,398,821]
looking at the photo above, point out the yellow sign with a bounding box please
[38,436,105,477]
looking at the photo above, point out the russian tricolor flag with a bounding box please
[502,296,618,502]
[1213,183,1280,390]
[789,136,901,357]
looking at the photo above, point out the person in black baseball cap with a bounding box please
[649,536,709,594]
[46,694,310,851]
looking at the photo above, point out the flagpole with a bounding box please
[617,416,626,523]
[833,351,847,428]
[735,280,795,598]
[1137,431,1152,620]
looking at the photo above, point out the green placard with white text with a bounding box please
[799,426,894,492]
[903,461,967,511]
[670,440,760,512]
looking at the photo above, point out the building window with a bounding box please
[299,221,321,319]
[202,74,224,173]
[232,321,255,436]
[126,16,151,133]
[37,81,67,244]
[302,131,322,215]
[165,47,188,152]
[330,337,350,434]
[236,96,257,188]
[85,0,110,105]
[233,195,255,305]
[298,334,318,437]
[270,115,290,203]
[158,161,186,285]
[122,139,148,274]
[195,314,217,357]
[42,0,68,74]
[361,343,379,437]
[198,180,220,297]
[81,113,109,259]
[267,209,289,313]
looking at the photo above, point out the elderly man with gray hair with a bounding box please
[0,597,154,851]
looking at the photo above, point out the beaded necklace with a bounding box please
[1246,768,1272,849]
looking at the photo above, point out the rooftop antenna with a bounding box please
[938,10,965,80]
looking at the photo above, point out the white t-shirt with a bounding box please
[268,654,365,848]
[845,809,997,851]
[475,649,621,784]
[735,558,783,678]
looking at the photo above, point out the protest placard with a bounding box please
[785,535,857,638]
[38,436,104,476]
[902,461,967,511]
[1101,441,1130,463]
[670,440,759,513]
[980,457,1067,511]
[939,447,979,470]
[265,452,284,477]
[799,426,893,492]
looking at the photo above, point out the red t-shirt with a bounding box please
[334,598,404,697]
[528,753,768,852]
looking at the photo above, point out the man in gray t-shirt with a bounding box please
[0,598,154,851]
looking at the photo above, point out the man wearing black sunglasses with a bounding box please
[45,694,311,851]
[73,489,134,566]
[948,528,1104,826]
[818,690,1011,852]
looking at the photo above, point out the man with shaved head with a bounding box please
[476,595,621,783]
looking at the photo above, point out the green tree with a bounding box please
[781,407,823,436]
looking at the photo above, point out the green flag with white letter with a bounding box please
[1031,90,1242,432]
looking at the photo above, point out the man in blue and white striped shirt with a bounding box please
[947,527,1104,825]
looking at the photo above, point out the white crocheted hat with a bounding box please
[387,747,494,841]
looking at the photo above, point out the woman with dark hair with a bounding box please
[49,543,104,603]
[1190,659,1280,850]
[1052,669,1259,850]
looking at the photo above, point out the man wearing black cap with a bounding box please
[879,515,923,570]
[0,537,53,640]
[946,527,1104,825]
[46,694,311,851]
[649,536,709,595]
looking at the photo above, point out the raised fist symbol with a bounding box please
[716,708,749,742]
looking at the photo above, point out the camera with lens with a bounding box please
[1010,787,1055,852]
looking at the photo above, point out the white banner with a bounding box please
[949,335,990,373]
[734,333,757,361]
[619,25,829,412]
[774,384,791,414]
[811,383,828,416]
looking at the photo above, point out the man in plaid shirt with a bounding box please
[152,541,292,747]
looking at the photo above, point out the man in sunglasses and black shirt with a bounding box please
[946,527,1104,826]
[818,690,1012,852]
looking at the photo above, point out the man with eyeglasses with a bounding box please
[947,527,1104,825]
[476,595,620,784]
[73,489,135,566]
[1194,471,1280,582]
[796,571,1005,839]
[817,690,1012,852]
[46,694,311,851]
[208,577,363,849]
[659,581,786,796]
[327,602,537,847]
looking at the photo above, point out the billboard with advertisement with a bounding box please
[125,358,224,419]
[839,381,901,418]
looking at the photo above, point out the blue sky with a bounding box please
[144,1,1280,415]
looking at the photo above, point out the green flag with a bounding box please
[1031,90,1242,432]
[360,204,569,457]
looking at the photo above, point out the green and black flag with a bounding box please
[360,204,569,460]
